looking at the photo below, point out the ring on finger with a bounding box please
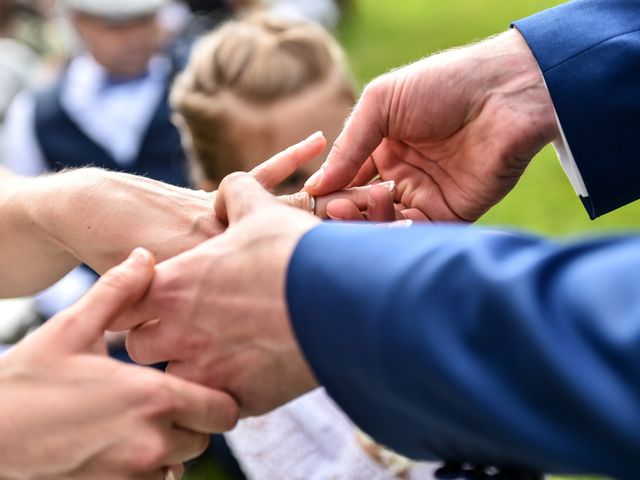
[309,194,317,216]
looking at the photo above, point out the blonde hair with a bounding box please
[171,14,356,184]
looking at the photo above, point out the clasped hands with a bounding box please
[116,28,559,425]
[0,28,563,480]
[110,30,561,422]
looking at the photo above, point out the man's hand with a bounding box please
[116,174,320,417]
[0,249,238,480]
[306,29,560,222]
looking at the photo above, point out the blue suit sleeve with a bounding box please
[287,222,640,479]
[513,0,640,218]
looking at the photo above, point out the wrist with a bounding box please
[0,175,51,249]
[492,29,560,145]
[24,170,90,261]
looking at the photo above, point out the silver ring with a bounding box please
[164,469,177,480]
[309,194,317,216]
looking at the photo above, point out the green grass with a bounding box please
[190,1,626,478]
[339,0,640,240]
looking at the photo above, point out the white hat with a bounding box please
[62,0,167,22]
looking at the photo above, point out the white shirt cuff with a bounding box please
[552,112,589,198]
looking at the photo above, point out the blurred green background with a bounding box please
[191,0,626,478]
[341,0,640,240]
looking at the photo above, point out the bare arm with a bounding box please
[0,169,78,296]
[0,167,218,298]
[0,133,379,299]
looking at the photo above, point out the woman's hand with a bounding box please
[0,249,238,480]
[0,133,389,298]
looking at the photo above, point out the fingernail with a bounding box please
[304,163,326,189]
[378,180,396,193]
[129,248,150,267]
[307,130,324,142]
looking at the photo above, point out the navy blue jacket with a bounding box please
[514,0,640,219]
[287,1,640,478]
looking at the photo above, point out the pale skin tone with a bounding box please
[0,249,237,480]
[120,29,561,417]
[0,134,376,298]
[197,81,398,218]
[0,137,378,477]
[317,29,560,222]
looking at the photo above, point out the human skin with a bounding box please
[117,174,320,416]
[0,133,383,476]
[0,249,238,479]
[196,83,394,218]
[0,132,377,298]
[308,29,560,223]
[119,29,563,417]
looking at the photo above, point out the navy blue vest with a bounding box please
[34,80,189,187]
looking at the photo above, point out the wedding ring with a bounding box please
[309,194,317,216]
[164,469,176,480]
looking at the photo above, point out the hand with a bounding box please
[0,249,238,480]
[115,174,321,417]
[1,132,380,297]
[305,29,560,222]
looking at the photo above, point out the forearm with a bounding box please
[1,167,218,298]
[0,170,79,297]
[288,223,640,478]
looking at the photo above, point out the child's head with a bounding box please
[170,14,356,193]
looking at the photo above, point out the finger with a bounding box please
[348,157,379,188]
[304,80,389,195]
[250,131,326,190]
[279,181,396,219]
[326,199,365,221]
[215,172,275,225]
[165,373,240,433]
[126,319,174,366]
[366,184,397,222]
[46,248,156,353]
[162,429,209,465]
[400,208,431,222]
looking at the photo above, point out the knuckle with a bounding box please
[174,331,205,359]
[362,77,384,101]
[219,171,249,190]
[126,434,170,472]
[98,267,131,291]
[139,377,178,415]
[207,392,241,432]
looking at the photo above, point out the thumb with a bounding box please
[304,80,389,195]
[215,172,276,225]
[50,248,156,352]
